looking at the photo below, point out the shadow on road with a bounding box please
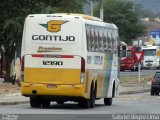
[40,103,105,110]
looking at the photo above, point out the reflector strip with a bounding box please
[32,54,74,58]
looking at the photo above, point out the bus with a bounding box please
[21,13,120,108]
[141,45,160,69]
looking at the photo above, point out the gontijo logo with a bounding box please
[32,20,75,42]
[40,20,68,32]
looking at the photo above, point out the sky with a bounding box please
[84,0,160,17]
[129,0,160,15]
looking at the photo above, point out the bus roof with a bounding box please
[54,13,103,22]
[28,13,103,22]
[27,13,118,30]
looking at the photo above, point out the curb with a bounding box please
[119,88,150,95]
[0,101,29,106]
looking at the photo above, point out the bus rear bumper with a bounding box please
[21,82,85,97]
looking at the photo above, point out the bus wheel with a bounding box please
[41,100,50,108]
[90,85,96,108]
[30,97,41,108]
[78,101,83,108]
[78,84,95,108]
[57,101,64,105]
[104,98,112,106]
[78,99,90,108]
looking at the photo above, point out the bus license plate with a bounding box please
[47,84,57,88]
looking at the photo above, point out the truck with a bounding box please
[141,45,160,69]
[120,45,140,71]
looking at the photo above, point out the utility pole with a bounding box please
[90,0,93,16]
[0,51,3,78]
[132,0,135,12]
[100,0,104,21]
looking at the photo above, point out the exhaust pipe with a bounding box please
[32,90,37,95]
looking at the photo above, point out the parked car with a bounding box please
[151,72,160,96]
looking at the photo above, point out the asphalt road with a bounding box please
[0,70,158,120]
[120,69,160,76]
[0,92,160,120]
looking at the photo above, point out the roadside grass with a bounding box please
[120,75,153,85]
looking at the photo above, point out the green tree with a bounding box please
[0,0,83,82]
[94,0,146,44]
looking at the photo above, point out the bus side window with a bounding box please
[99,28,104,52]
[103,32,108,52]
[108,29,112,53]
[86,29,90,51]
[97,31,100,51]
[100,32,105,52]
[90,30,94,51]
[111,33,114,53]
[112,30,118,53]
[94,30,99,52]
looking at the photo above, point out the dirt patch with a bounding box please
[0,83,20,95]
[120,75,152,85]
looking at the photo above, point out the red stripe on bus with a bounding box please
[32,54,74,58]
[61,55,74,58]
[32,54,45,57]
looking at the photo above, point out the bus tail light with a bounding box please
[81,57,85,73]
[21,56,24,81]
[81,57,85,83]
[21,56,24,71]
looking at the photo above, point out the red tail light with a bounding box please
[81,57,85,73]
[21,56,24,72]
[152,79,157,85]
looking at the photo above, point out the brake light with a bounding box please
[21,56,24,72]
[152,79,157,85]
[81,57,85,73]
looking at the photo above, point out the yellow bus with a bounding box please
[21,13,120,108]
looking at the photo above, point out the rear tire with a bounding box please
[57,101,64,105]
[78,101,83,108]
[90,85,95,108]
[104,98,112,106]
[104,83,114,106]
[78,99,90,108]
[78,83,95,108]
[30,97,41,108]
[41,100,50,108]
